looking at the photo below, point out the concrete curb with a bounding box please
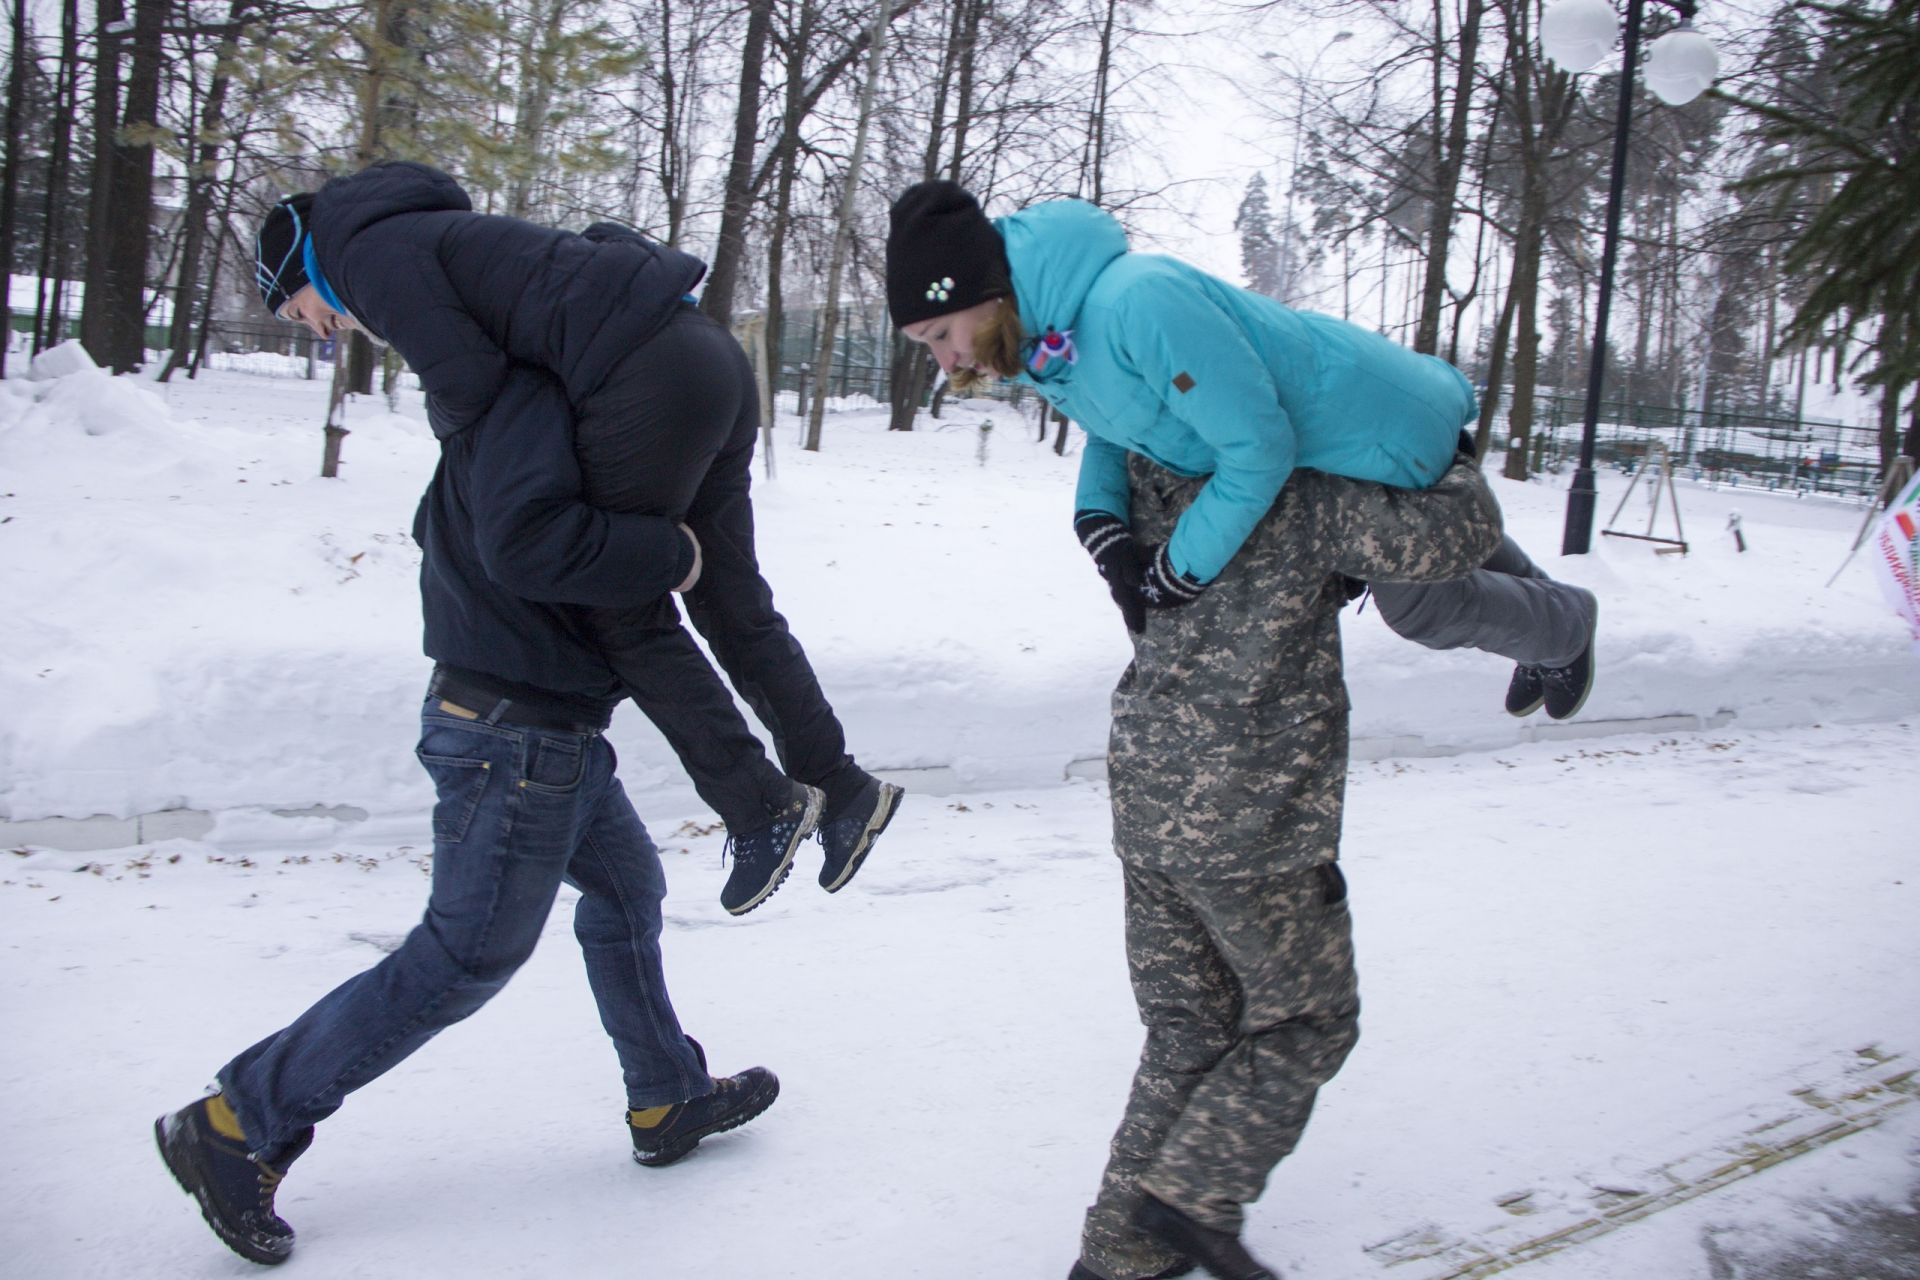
[0,710,1748,853]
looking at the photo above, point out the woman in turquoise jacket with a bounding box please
[886,181,1597,720]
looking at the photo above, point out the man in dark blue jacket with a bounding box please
[151,163,881,1266]
[262,162,900,916]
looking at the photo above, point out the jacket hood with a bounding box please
[995,199,1129,351]
[309,162,473,313]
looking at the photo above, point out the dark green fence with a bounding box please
[1497,394,1888,499]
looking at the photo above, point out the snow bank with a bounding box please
[2,365,1916,829]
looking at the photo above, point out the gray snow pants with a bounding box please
[1369,534,1596,669]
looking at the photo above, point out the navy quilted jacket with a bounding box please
[308,162,706,698]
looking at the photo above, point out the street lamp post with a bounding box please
[1541,0,1718,554]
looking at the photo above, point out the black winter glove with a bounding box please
[1137,543,1206,611]
[1074,510,1148,634]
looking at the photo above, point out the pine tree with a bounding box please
[1235,173,1283,298]
[1730,0,1920,393]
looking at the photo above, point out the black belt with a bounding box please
[426,668,610,736]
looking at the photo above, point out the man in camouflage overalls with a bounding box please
[1074,452,1503,1280]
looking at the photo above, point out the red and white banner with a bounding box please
[1872,467,1920,648]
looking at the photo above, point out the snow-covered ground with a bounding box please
[2,357,1917,1278]
[3,355,1914,833]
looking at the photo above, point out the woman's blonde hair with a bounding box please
[948,294,1025,395]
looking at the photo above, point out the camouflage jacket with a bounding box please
[1108,455,1503,878]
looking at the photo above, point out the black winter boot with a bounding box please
[154,1094,312,1266]
[817,777,904,892]
[720,783,823,915]
[1069,1258,1198,1279]
[1132,1194,1278,1280]
[1540,637,1596,720]
[629,1066,780,1167]
[1504,663,1546,717]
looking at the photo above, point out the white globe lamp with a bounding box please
[1643,26,1720,105]
[1540,0,1621,72]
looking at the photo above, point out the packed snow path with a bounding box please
[4,721,1915,1279]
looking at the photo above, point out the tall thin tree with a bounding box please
[804,0,890,451]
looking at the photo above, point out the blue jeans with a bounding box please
[217,696,711,1157]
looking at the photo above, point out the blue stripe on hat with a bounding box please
[257,197,311,314]
[302,239,346,316]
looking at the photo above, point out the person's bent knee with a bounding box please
[1371,582,1473,652]
[1140,1012,1237,1077]
[1244,1004,1360,1087]
[417,913,539,1004]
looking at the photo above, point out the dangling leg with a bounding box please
[571,306,818,901]
[674,313,901,891]
[1370,536,1598,718]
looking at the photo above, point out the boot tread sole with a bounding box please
[723,788,823,916]
[820,783,903,893]
[154,1113,293,1266]
[631,1072,780,1168]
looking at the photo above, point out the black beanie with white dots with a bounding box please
[885,180,1012,328]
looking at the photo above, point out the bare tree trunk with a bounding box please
[0,0,29,376]
[803,0,889,452]
[945,0,980,183]
[888,0,971,434]
[506,0,568,218]
[1880,381,1906,474]
[887,335,932,431]
[160,0,253,382]
[1663,200,1682,408]
[1080,0,1115,201]
[921,0,963,177]
[1504,205,1545,482]
[78,0,124,363]
[700,0,771,328]
[1446,204,1488,366]
[98,0,164,372]
[35,0,80,355]
[321,349,350,477]
[1484,0,1573,481]
[359,0,418,166]
[1630,259,1654,405]
[1758,240,1778,411]
[1474,261,1517,459]
[895,0,985,431]
[186,201,234,376]
[763,0,817,425]
[1905,387,1919,465]
[651,0,697,244]
[1413,0,1482,356]
[325,0,416,435]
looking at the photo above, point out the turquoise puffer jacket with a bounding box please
[1000,199,1478,583]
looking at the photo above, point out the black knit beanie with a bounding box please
[255,193,316,316]
[886,180,1011,328]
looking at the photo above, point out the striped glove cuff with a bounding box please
[1074,510,1131,564]
[1140,543,1205,608]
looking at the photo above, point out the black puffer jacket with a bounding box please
[309,162,704,698]
[310,161,705,433]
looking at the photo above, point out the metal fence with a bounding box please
[768,303,1050,423]
[187,307,1896,502]
[1504,394,1890,500]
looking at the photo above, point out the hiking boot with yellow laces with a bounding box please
[155,1093,312,1266]
[629,1066,780,1167]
